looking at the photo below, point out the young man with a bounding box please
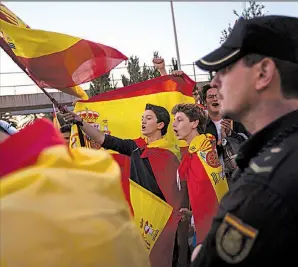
[172,103,229,246]
[201,83,250,178]
[192,15,298,266]
[61,103,187,267]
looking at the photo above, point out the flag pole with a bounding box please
[170,1,181,70]
[0,40,66,112]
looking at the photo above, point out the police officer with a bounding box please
[191,15,298,266]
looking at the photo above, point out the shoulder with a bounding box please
[248,133,298,177]
[242,134,298,209]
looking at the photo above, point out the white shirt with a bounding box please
[212,119,225,168]
[212,119,222,141]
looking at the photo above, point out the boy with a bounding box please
[62,103,188,267]
[172,103,229,245]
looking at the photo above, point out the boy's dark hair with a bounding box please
[60,124,72,133]
[242,53,298,99]
[171,103,207,134]
[145,104,170,136]
[201,83,212,102]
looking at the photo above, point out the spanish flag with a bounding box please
[0,4,127,96]
[70,74,195,266]
[70,74,195,149]
[0,119,150,267]
[0,3,89,99]
[69,73,195,214]
[178,134,229,244]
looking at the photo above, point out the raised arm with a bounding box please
[60,110,137,156]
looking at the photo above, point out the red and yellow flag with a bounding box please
[0,119,150,267]
[178,134,229,244]
[0,3,127,98]
[0,3,88,99]
[70,74,195,259]
[70,74,195,150]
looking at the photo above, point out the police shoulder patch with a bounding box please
[216,213,258,264]
[249,144,289,175]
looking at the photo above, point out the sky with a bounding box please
[0,1,297,96]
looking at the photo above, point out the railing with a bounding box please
[0,62,210,96]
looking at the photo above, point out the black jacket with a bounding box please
[191,110,298,267]
[205,118,250,156]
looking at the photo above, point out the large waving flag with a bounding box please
[0,3,88,99]
[70,74,195,149]
[0,3,127,98]
[0,119,151,267]
[69,74,195,258]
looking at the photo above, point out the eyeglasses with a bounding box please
[207,94,218,100]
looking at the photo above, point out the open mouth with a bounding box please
[142,125,146,130]
[173,129,179,136]
[212,103,219,107]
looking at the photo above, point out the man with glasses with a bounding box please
[201,84,249,179]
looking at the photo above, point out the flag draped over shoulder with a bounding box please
[0,119,150,267]
[0,3,127,98]
[178,134,229,244]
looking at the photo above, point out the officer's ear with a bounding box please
[254,58,276,92]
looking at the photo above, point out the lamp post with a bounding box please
[170,1,181,70]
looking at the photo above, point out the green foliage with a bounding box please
[220,1,267,43]
[121,52,161,86]
[88,72,117,97]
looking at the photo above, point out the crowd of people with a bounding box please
[1,14,298,267]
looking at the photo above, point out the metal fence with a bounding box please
[0,62,210,96]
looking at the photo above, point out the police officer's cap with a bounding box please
[195,15,298,71]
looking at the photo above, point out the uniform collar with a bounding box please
[236,110,298,169]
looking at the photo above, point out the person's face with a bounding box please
[141,110,163,137]
[211,59,255,120]
[205,88,220,114]
[172,112,198,141]
[192,89,201,103]
[62,132,71,145]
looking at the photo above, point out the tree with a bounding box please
[88,72,117,97]
[121,51,161,86]
[220,1,267,43]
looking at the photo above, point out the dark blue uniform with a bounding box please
[191,110,298,266]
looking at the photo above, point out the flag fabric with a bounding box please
[69,73,195,212]
[0,119,150,267]
[0,4,126,98]
[133,137,186,267]
[0,3,89,100]
[130,179,173,253]
[178,134,229,244]
[69,74,195,267]
[70,74,195,149]
[52,104,61,130]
